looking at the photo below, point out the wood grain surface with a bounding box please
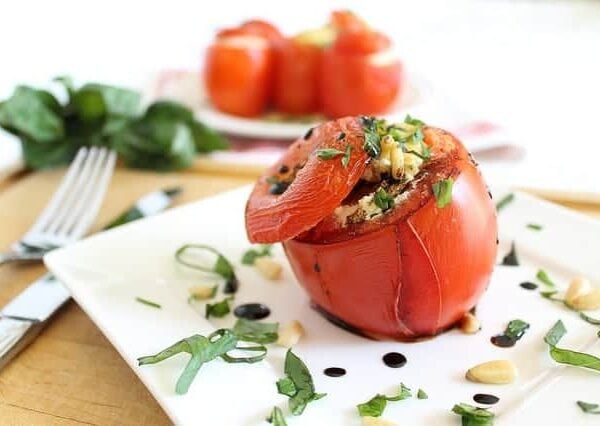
[0,168,598,425]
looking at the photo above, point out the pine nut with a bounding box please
[254,257,283,280]
[276,320,305,348]
[188,284,216,300]
[565,277,592,307]
[362,416,397,426]
[466,360,517,384]
[568,288,600,311]
[459,312,481,334]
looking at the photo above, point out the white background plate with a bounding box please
[45,187,600,425]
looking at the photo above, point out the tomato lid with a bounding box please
[245,117,370,243]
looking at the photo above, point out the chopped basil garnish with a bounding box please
[241,244,273,265]
[135,297,161,309]
[452,403,495,426]
[417,389,428,400]
[541,290,562,301]
[316,148,345,160]
[577,401,600,414]
[500,242,519,266]
[175,244,239,294]
[342,144,352,168]
[357,384,412,417]
[205,297,233,319]
[232,318,279,344]
[276,349,326,415]
[374,188,395,211]
[137,328,266,395]
[544,320,600,372]
[267,406,288,425]
[580,312,600,326]
[527,223,543,231]
[361,116,382,158]
[536,269,556,288]
[432,178,454,208]
[504,319,530,342]
[496,193,514,212]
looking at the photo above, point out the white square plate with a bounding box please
[45,186,600,425]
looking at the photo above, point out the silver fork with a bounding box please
[0,147,116,266]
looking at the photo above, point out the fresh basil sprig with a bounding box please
[357,383,412,417]
[241,244,273,265]
[452,403,495,426]
[175,244,239,293]
[232,318,279,344]
[432,178,454,208]
[137,328,266,394]
[276,349,326,415]
[577,401,600,414]
[315,144,352,168]
[504,319,530,341]
[267,406,288,425]
[0,78,228,170]
[544,320,600,372]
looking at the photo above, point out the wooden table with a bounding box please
[0,168,599,424]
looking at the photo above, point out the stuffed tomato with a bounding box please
[245,116,497,340]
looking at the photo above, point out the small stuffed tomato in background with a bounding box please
[320,30,403,118]
[205,21,282,117]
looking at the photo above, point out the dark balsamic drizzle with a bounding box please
[311,303,372,339]
[304,127,314,140]
[382,352,407,368]
[520,281,538,290]
[233,303,271,320]
[324,367,346,377]
[473,394,499,405]
[223,276,239,294]
[490,335,515,348]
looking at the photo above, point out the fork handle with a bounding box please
[0,251,46,266]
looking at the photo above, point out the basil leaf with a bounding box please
[241,244,273,265]
[361,116,382,158]
[417,389,428,399]
[205,297,233,319]
[496,193,514,212]
[501,242,519,266]
[580,312,600,326]
[374,188,395,211]
[452,403,495,426]
[341,144,352,168]
[277,349,326,415]
[432,178,454,208]
[137,330,237,394]
[175,244,239,294]
[527,223,543,231]
[135,297,161,309]
[80,83,141,117]
[357,384,412,417]
[536,269,556,288]
[232,318,279,344]
[316,148,345,160]
[577,401,600,414]
[504,319,530,341]
[267,406,288,425]
[404,114,425,127]
[544,320,600,372]
[0,86,64,143]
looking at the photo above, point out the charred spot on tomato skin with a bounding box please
[279,164,290,174]
[314,263,321,272]
[304,127,314,140]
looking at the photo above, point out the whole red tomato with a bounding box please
[245,117,497,340]
[273,38,322,115]
[320,31,403,118]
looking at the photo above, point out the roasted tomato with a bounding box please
[245,116,497,340]
[205,20,282,117]
[320,30,403,118]
[329,10,368,33]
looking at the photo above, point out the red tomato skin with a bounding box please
[282,157,497,340]
[273,39,322,114]
[320,46,403,118]
[204,41,273,117]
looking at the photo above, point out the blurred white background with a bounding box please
[1,0,600,194]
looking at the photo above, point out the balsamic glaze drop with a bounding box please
[520,281,538,290]
[382,352,407,368]
[490,334,516,348]
[473,393,500,405]
[233,303,271,320]
[324,367,346,377]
